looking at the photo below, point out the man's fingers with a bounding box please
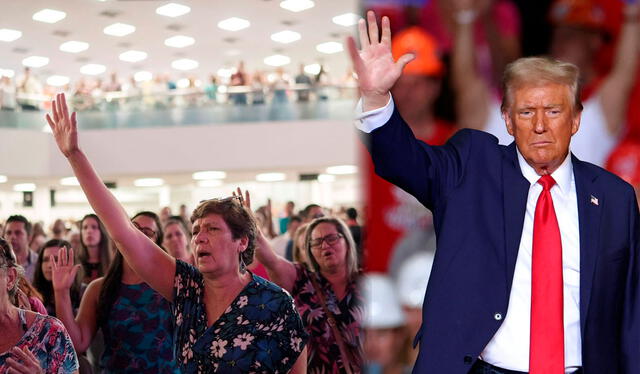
[346,37,364,71]
[60,93,69,120]
[396,53,416,71]
[357,18,369,49]
[367,11,379,45]
[380,16,392,46]
[51,99,59,122]
[45,113,55,131]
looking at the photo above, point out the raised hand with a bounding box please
[51,247,81,292]
[233,187,251,211]
[45,93,79,158]
[346,11,414,111]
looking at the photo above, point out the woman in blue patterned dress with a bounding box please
[0,237,79,374]
[51,212,180,373]
[47,93,308,373]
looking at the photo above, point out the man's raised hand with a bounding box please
[346,10,415,111]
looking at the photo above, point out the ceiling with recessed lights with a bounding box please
[0,0,360,83]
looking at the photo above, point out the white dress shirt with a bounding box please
[356,95,582,372]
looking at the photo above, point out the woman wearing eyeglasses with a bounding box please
[255,214,363,374]
[46,93,308,374]
[51,212,181,373]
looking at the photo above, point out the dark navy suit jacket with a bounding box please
[364,109,640,374]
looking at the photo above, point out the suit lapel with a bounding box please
[572,155,602,338]
[502,142,530,291]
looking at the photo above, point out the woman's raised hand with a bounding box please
[45,93,79,158]
[51,247,81,292]
[346,11,415,111]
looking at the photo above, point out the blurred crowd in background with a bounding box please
[361,0,640,372]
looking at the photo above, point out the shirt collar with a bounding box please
[516,148,573,195]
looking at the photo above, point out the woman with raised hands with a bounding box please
[51,214,179,373]
[242,189,363,374]
[46,93,308,374]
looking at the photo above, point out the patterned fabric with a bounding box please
[100,282,180,374]
[292,264,363,374]
[0,310,79,373]
[173,260,308,374]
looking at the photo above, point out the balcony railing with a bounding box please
[0,83,358,130]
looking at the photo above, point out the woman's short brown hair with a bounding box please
[191,197,257,266]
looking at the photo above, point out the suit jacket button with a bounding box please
[494,313,502,321]
[464,355,473,364]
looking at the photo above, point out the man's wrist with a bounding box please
[362,92,391,112]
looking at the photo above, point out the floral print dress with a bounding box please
[173,260,308,373]
[0,309,79,373]
[291,264,363,374]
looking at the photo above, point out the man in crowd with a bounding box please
[3,215,38,281]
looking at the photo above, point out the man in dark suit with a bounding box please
[348,11,639,374]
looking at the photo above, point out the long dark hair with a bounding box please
[96,212,164,328]
[32,239,82,316]
[79,214,111,282]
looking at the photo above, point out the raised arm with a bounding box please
[51,247,97,353]
[347,11,414,112]
[46,93,175,300]
[451,0,491,130]
[598,3,640,136]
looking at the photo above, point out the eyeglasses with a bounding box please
[309,233,344,249]
[133,222,157,239]
[199,195,244,205]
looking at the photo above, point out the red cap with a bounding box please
[550,0,606,31]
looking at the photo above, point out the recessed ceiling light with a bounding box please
[134,178,164,187]
[316,41,343,54]
[134,71,152,82]
[119,50,147,62]
[103,23,136,37]
[217,17,250,31]
[80,63,106,75]
[197,180,223,187]
[0,175,7,183]
[0,69,15,78]
[59,41,89,53]
[171,58,198,71]
[33,9,67,24]
[280,0,315,12]
[22,56,50,68]
[47,75,70,86]
[225,49,241,56]
[60,177,79,186]
[332,13,360,27]
[264,54,291,67]
[256,172,286,182]
[192,171,227,180]
[164,35,195,48]
[0,29,22,42]
[304,63,320,75]
[156,3,191,17]
[13,183,36,192]
[271,30,301,44]
[326,165,358,175]
[317,174,336,183]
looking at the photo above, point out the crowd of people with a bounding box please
[0,94,366,372]
[0,62,358,113]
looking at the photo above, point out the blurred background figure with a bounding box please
[362,273,411,374]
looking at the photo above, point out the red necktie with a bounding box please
[530,175,564,373]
